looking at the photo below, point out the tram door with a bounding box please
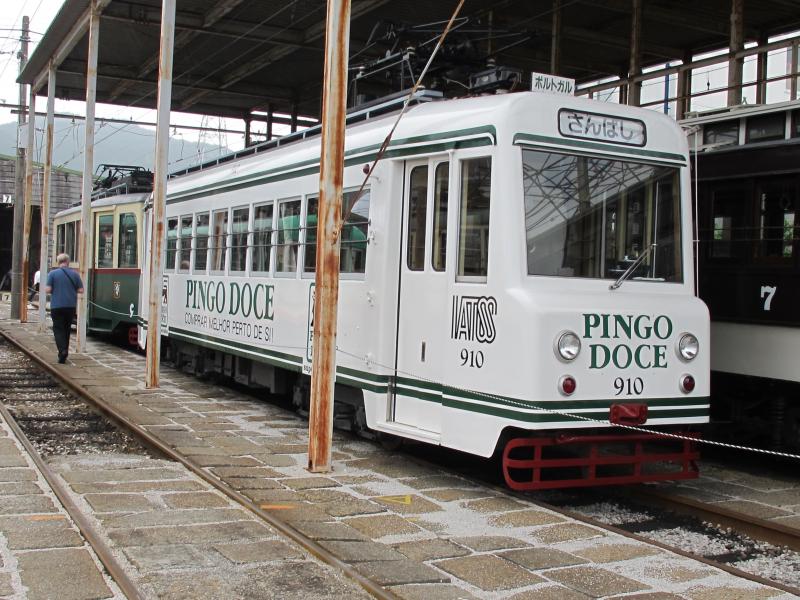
[394,159,450,434]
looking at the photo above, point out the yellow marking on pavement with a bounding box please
[27,515,65,521]
[376,494,412,505]
[259,503,297,510]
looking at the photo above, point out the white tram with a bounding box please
[140,91,710,489]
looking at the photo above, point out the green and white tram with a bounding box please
[141,91,709,489]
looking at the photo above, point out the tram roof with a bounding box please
[18,0,800,122]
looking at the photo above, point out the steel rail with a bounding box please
[0,391,143,600]
[0,329,398,600]
[623,487,800,552]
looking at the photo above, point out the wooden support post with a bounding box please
[676,52,693,120]
[727,0,744,106]
[76,3,100,353]
[790,41,798,101]
[756,35,768,104]
[628,0,642,106]
[145,0,177,389]
[39,64,56,332]
[308,0,351,473]
[550,0,562,75]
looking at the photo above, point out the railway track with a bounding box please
[0,336,392,600]
[2,330,799,597]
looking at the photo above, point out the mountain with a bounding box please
[0,117,237,173]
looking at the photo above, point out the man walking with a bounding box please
[45,254,84,364]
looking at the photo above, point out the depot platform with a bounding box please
[0,308,797,600]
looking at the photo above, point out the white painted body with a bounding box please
[140,92,710,457]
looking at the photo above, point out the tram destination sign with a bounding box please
[558,109,646,147]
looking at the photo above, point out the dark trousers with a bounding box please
[51,307,76,359]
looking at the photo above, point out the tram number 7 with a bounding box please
[760,285,777,311]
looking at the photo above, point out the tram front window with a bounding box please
[523,149,682,282]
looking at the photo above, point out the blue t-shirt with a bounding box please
[46,268,83,309]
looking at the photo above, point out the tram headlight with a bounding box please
[677,333,699,361]
[555,331,581,361]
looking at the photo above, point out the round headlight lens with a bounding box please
[678,333,699,361]
[557,331,581,361]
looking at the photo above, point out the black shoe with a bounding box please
[58,352,66,364]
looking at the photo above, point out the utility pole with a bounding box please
[308,0,351,472]
[10,16,29,320]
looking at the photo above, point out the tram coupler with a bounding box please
[502,431,700,491]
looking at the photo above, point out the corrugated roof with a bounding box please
[17,0,800,121]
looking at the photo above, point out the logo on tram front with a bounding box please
[582,312,672,370]
[451,296,498,344]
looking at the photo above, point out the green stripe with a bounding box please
[167,126,496,204]
[513,133,686,164]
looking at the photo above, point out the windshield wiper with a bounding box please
[609,243,656,290]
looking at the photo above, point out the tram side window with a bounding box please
[56,224,66,256]
[746,114,785,143]
[251,203,273,273]
[703,120,738,148]
[432,163,449,272]
[210,210,229,272]
[118,213,138,268]
[457,157,491,280]
[276,199,301,273]
[96,214,114,268]
[341,188,369,274]
[304,196,319,272]
[230,207,249,273]
[194,213,209,271]
[407,166,427,271]
[178,215,192,271]
[166,218,178,270]
[756,181,796,260]
[709,190,748,259]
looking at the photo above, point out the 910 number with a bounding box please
[460,349,484,368]
[614,377,643,396]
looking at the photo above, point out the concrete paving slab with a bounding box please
[18,548,113,600]
[162,492,231,509]
[60,467,186,484]
[507,586,592,599]
[451,536,529,552]
[140,561,370,599]
[0,494,57,514]
[70,480,206,494]
[393,538,471,562]
[99,508,247,529]
[210,466,284,479]
[489,509,567,528]
[463,496,532,513]
[320,497,388,517]
[573,543,661,563]
[500,547,589,569]
[282,477,340,490]
[531,523,607,544]
[345,513,423,537]
[425,488,491,502]
[214,539,305,563]
[0,573,13,596]
[84,493,158,513]
[685,587,784,600]
[0,481,41,495]
[122,544,220,572]
[108,520,274,547]
[355,559,451,586]
[0,468,37,482]
[435,554,545,591]
[317,539,406,562]
[391,583,480,600]
[290,520,370,541]
[709,499,793,519]
[546,566,648,597]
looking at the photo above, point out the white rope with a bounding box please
[87,300,138,318]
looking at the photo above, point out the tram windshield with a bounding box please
[523,149,682,283]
